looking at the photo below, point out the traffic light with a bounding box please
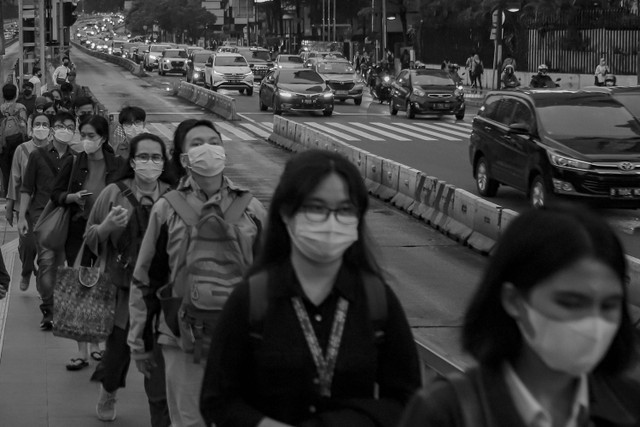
[62,1,77,28]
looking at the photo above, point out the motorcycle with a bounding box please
[371,73,392,103]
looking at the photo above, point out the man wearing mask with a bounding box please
[66,70,83,100]
[129,119,266,427]
[68,97,95,153]
[18,82,37,117]
[19,112,75,330]
[111,106,147,159]
[53,56,72,86]
[29,67,43,96]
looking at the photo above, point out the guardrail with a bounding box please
[70,40,146,77]
[172,80,239,121]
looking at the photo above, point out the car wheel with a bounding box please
[455,107,465,120]
[406,102,415,119]
[323,109,333,117]
[259,94,268,111]
[389,100,398,116]
[475,157,499,197]
[239,88,245,94]
[354,98,362,106]
[246,88,253,96]
[530,175,552,209]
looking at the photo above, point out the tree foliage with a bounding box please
[125,0,216,41]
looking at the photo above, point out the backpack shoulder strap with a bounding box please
[115,181,139,207]
[223,191,253,223]
[163,190,200,227]
[445,370,485,427]
[248,271,269,339]
[362,272,388,340]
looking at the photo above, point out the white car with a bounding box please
[143,44,171,71]
[158,49,188,76]
[204,53,254,95]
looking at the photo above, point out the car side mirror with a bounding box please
[509,123,531,135]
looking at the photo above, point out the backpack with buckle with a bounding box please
[0,105,27,155]
[160,189,257,362]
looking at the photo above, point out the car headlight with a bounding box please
[323,91,334,98]
[194,66,203,72]
[193,72,200,78]
[279,91,293,98]
[383,76,390,82]
[413,88,426,97]
[149,54,156,60]
[548,152,591,170]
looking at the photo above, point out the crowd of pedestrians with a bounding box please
[0,55,637,427]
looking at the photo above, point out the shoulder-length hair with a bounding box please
[79,115,110,145]
[462,204,636,375]
[112,132,176,185]
[251,149,382,277]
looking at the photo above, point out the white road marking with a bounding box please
[415,123,471,138]
[240,123,271,139]
[349,122,410,141]
[215,121,254,140]
[437,122,473,134]
[304,122,358,141]
[395,123,460,141]
[326,123,384,141]
[368,122,436,140]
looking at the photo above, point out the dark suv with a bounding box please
[469,89,640,208]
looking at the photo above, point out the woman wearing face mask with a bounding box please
[398,205,640,427]
[6,113,53,291]
[51,115,124,371]
[83,133,173,421]
[200,149,422,427]
[129,119,267,427]
[42,102,57,119]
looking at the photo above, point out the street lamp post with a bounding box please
[381,0,387,61]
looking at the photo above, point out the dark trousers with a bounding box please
[146,341,171,427]
[18,219,37,278]
[91,326,131,392]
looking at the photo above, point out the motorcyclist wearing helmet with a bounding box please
[605,74,617,87]
[448,63,463,85]
[530,64,556,88]
[501,64,520,89]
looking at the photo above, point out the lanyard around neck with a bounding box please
[292,296,349,398]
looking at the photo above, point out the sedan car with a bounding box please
[314,60,364,105]
[390,69,465,120]
[274,54,305,70]
[158,49,188,76]
[259,69,334,116]
[186,49,214,85]
[470,89,640,208]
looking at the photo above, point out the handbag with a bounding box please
[53,243,117,342]
[33,155,76,251]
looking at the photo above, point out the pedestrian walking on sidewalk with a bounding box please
[7,113,53,290]
[129,119,266,427]
[51,115,124,370]
[470,54,484,90]
[201,149,422,427]
[398,205,640,427]
[86,133,173,421]
[18,112,75,331]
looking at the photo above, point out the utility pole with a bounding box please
[322,0,325,42]
[381,0,386,60]
[332,0,336,42]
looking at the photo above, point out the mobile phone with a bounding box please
[80,192,93,198]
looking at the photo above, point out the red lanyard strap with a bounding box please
[292,296,349,398]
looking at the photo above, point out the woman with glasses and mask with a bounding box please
[200,149,421,427]
[84,133,173,421]
[398,205,640,427]
[51,115,124,371]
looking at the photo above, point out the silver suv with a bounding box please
[204,53,254,95]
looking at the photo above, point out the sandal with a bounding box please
[66,358,88,371]
[90,350,104,361]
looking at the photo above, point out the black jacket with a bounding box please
[398,365,640,427]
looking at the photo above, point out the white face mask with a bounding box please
[187,144,226,177]
[32,126,50,141]
[134,160,163,183]
[286,213,359,264]
[82,138,102,154]
[518,301,619,376]
[54,128,74,144]
[124,124,145,140]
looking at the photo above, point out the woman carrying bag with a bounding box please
[84,133,173,421]
[51,115,123,371]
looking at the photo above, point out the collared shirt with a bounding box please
[504,363,589,427]
[7,140,44,208]
[21,142,74,222]
[52,65,70,83]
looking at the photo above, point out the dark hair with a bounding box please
[113,133,176,185]
[31,112,52,127]
[33,67,41,74]
[52,111,76,126]
[462,204,636,375]
[79,115,109,145]
[60,82,73,93]
[50,88,62,99]
[118,106,146,124]
[42,92,54,102]
[23,81,34,89]
[74,97,94,110]
[62,56,70,62]
[170,119,200,178]
[251,149,382,277]
[2,83,17,101]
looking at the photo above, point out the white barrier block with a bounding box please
[467,198,502,254]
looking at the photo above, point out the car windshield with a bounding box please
[279,70,324,84]
[150,45,170,52]
[412,71,455,86]
[215,56,248,66]
[317,62,354,74]
[321,52,344,59]
[165,50,187,58]
[537,95,640,149]
[280,56,304,63]
[241,51,271,61]
[611,93,640,120]
[194,53,211,62]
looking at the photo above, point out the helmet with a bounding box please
[504,64,514,73]
[538,64,548,72]
[605,74,617,86]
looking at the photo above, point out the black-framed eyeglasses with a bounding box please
[53,124,76,132]
[135,153,164,164]
[299,204,359,225]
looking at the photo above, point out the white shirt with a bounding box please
[52,65,70,83]
[503,363,589,427]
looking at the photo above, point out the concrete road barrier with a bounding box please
[364,154,383,194]
[391,166,423,216]
[415,175,439,222]
[173,81,239,121]
[498,208,519,235]
[431,182,456,231]
[467,198,502,254]
[376,159,401,201]
[447,189,477,244]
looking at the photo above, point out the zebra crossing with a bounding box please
[144,119,473,145]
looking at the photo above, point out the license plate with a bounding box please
[433,103,450,110]
[304,99,314,105]
[336,90,348,95]
[610,187,640,198]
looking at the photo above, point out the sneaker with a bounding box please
[39,310,52,331]
[96,384,117,421]
[19,275,30,291]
